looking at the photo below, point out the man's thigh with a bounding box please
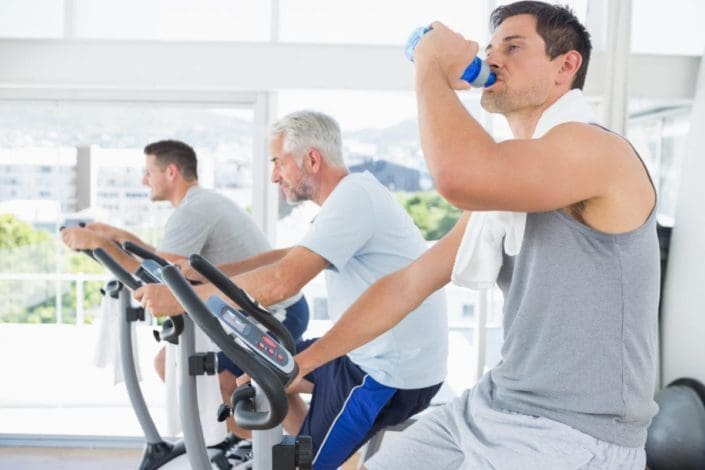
[364,394,469,470]
[367,378,646,470]
[296,339,397,468]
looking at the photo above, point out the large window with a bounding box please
[632,0,705,55]
[0,99,257,435]
[70,0,271,41]
[0,0,271,41]
[628,103,692,225]
[279,0,484,45]
[0,0,63,38]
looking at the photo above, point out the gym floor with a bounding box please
[0,446,362,469]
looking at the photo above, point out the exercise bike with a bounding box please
[90,245,233,469]
[159,253,313,469]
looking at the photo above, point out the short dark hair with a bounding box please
[143,140,198,181]
[490,1,592,90]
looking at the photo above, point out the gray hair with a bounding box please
[269,110,345,169]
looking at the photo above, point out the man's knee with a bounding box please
[154,347,166,382]
[288,378,314,395]
[219,370,239,397]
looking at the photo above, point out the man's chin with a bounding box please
[480,94,498,113]
[284,195,303,205]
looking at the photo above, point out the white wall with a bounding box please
[661,51,705,386]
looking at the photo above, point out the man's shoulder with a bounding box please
[336,172,386,197]
[181,186,240,210]
[324,173,398,224]
[544,122,638,165]
[549,123,654,228]
[170,188,243,228]
[547,122,628,147]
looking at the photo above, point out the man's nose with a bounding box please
[486,52,500,71]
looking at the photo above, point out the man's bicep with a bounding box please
[445,125,615,212]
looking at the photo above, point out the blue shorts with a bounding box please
[217,295,309,376]
[296,338,442,470]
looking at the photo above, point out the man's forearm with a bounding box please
[218,248,292,277]
[416,65,495,204]
[117,230,155,252]
[296,269,435,375]
[193,246,323,317]
[89,223,155,252]
[191,262,296,311]
[97,238,141,273]
[230,262,297,308]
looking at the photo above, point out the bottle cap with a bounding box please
[404,26,433,62]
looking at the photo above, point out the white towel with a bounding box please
[93,283,142,384]
[164,328,227,446]
[452,89,597,289]
[164,342,181,437]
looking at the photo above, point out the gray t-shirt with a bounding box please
[158,185,270,264]
[490,206,660,448]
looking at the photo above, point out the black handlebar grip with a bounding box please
[157,316,185,345]
[188,254,297,355]
[230,383,267,429]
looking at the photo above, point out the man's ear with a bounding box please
[166,163,179,180]
[556,50,582,86]
[307,148,323,173]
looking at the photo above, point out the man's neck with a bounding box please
[169,180,198,207]
[506,89,566,139]
[507,110,542,139]
[312,169,349,206]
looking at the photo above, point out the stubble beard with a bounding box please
[284,174,317,204]
[481,81,546,115]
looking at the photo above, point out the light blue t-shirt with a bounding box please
[299,172,448,389]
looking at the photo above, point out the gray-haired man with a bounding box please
[136,110,449,469]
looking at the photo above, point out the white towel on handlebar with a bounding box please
[451,89,597,290]
[93,284,142,384]
[164,327,228,446]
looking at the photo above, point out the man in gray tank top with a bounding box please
[254,2,657,469]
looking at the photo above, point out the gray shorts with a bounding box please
[366,374,646,470]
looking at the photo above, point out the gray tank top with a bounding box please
[490,184,660,447]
